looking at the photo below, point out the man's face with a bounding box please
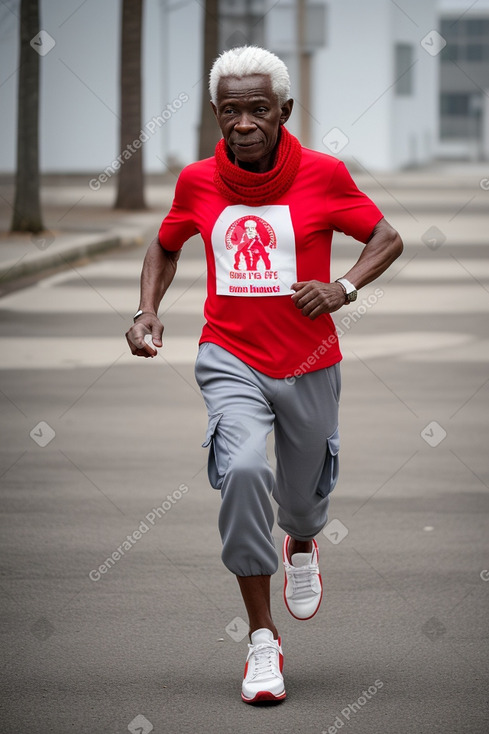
[212,74,293,171]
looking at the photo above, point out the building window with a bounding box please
[441,93,471,116]
[440,92,482,139]
[440,16,489,64]
[394,43,414,96]
[219,0,266,50]
[466,18,489,35]
[466,44,484,61]
[439,14,489,146]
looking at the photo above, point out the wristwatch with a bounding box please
[133,309,145,322]
[335,278,358,303]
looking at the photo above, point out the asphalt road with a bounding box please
[1,169,488,734]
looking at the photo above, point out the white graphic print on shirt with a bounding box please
[211,205,297,296]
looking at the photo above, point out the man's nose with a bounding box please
[234,115,257,133]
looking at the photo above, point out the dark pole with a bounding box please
[115,0,147,209]
[11,0,44,233]
[198,0,220,160]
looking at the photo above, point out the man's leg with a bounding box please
[273,363,341,619]
[194,343,279,629]
[237,575,278,639]
[259,245,271,269]
[245,248,254,270]
[273,362,341,541]
[195,343,287,703]
[288,539,312,554]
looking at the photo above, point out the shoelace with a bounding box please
[286,563,319,598]
[248,642,278,678]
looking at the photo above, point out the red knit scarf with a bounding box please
[213,126,302,206]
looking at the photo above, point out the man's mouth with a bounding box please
[233,141,261,148]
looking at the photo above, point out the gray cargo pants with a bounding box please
[194,342,341,576]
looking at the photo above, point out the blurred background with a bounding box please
[1,0,489,184]
[1,3,488,733]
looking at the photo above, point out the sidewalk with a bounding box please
[0,174,176,283]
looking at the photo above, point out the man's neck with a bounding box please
[234,150,276,174]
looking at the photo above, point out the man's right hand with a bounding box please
[125,313,164,358]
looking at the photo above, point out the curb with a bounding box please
[0,232,146,284]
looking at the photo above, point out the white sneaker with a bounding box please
[241,628,286,704]
[283,535,323,620]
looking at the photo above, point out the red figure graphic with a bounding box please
[226,216,276,271]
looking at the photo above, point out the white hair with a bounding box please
[209,46,291,106]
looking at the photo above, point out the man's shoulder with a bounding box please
[299,145,342,171]
[177,156,216,185]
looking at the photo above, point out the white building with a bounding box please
[0,0,201,175]
[437,0,489,160]
[267,0,440,170]
[0,0,443,174]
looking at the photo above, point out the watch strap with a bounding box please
[133,309,157,322]
[335,278,357,303]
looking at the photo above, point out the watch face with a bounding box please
[348,291,358,302]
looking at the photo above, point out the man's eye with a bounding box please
[223,108,235,114]
[255,107,268,114]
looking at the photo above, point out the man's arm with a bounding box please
[125,237,181,357]
[291,218,403,320]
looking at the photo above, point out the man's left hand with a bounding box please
[291,280,346,320]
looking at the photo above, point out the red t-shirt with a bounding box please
[158,147,383,378]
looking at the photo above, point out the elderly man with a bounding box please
[126,46,403,704]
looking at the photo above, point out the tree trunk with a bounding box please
[115,0,146,210]
[11,0,43,233]
[198,0,220,160]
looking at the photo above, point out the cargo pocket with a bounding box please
[202,413,228,490]
[316,427,340,498]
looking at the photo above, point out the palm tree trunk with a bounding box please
[11,0,44,233]
[198,0,220,160]
[115,0,146,210]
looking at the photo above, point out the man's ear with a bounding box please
[280,99,293,125]
[210,101,218,119]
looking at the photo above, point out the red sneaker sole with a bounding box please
[241,689,287,704]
